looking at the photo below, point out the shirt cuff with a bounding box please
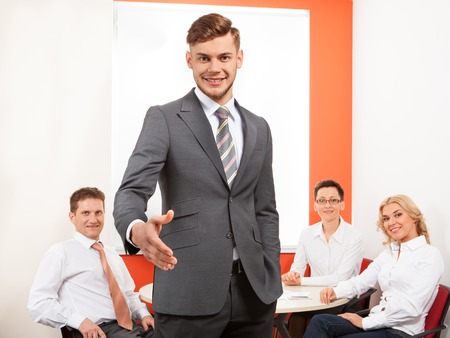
[334,285,344,299]
[362,313,385,331]
[67,313,87,330]
[300,277,312,286]
[135,308,152,321]
[126,219,145,247]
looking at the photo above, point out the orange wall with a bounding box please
[116,0,353,225]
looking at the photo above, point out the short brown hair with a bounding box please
[313,179,344,201]
[186,13,240,50]
[70,187,105,213]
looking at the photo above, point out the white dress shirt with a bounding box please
[28,232,151,329]
[334,235,444,335]
[194,87,244,168]
[195,87,244,260]
[290,218,363,286]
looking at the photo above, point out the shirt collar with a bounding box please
[331,218,346,244]
[314,217,345,243]
[194,87,236,121]
[312,224,322,238]
[74,231,99,250]
[390,235,427,252]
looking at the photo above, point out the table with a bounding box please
[274,285,349,338]
[139,284,349,338]
[139,283,153,303]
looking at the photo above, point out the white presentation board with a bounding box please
[111,2,310,250]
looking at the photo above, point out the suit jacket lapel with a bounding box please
[177,90,228,185]
[177,91,257,190]
[232,102,257,191]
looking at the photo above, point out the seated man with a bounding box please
[28,187,154,338]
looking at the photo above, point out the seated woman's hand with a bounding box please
[281,271,301,285]
[339,312,363,329]
[320,287,336,304]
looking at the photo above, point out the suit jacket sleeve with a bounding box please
[113,107,169,254]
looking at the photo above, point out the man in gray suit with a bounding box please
[114,13,282,338]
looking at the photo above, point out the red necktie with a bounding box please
[92,242,133,330]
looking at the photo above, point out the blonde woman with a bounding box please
[304,194,444,338]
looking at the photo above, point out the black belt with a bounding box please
[99,320,117,327]
[231,259,244,276]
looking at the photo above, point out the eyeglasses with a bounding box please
[316,198,341,205]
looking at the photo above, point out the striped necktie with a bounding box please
[215,106,238,187]
[92,242,133,330]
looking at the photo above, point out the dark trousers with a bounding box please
[288,300,350,338]
[71,321,154,338]
[304,314,410,338]
[154,271,277,338]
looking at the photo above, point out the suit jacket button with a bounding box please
[226,232,234,239]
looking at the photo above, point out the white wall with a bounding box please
[353,0,450,336]
[1,0,449,337]
[0,0,113,337]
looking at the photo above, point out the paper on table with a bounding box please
[280,290,312,300]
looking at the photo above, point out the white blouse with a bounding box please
[334,235,444,335]
[291,218,363,286]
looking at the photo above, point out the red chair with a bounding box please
[410,284,450,338]
[279,253,295,274]
[360,257,372,273]
[357,284,450,338]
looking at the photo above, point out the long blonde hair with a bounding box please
[377,194,430,246]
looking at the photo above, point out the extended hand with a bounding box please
[131,210,177,270]
[339,312,363,329]
[79,318,106,338]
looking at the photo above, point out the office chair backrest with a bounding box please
[358,258,374,310]
[279,253,310,276]
[422,284,450,338]
[360,257,372,274]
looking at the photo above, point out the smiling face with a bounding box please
[381,202,419,243]
[69,198,104,240]
[186,32,243,105]
[314,187,344,225]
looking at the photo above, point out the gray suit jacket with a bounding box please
[114,89,282,316]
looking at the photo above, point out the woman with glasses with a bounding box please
[281,179,364,337]
[303,194,444,338]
